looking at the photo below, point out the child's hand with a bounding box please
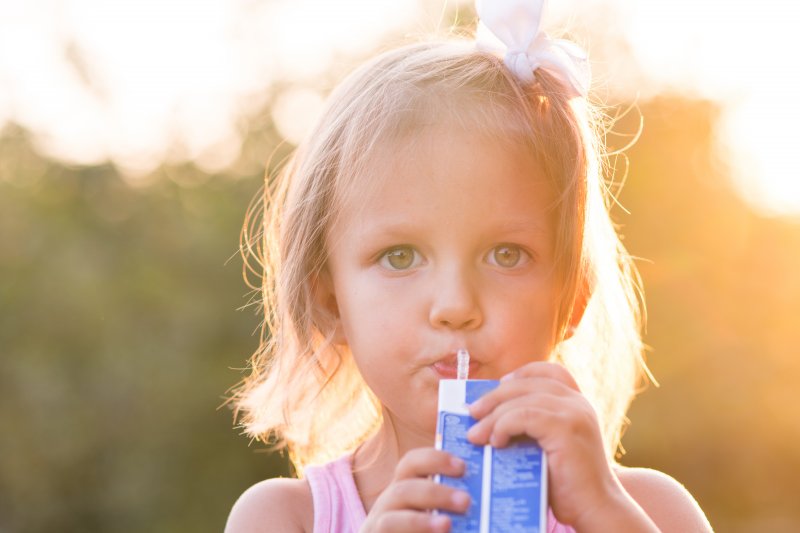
[360,447,470,533]
[465,361,644,530]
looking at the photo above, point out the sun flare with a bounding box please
[0,0,799,216]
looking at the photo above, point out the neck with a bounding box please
[352,407,435,513]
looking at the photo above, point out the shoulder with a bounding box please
[225,477,313,533]
[616,466,713,532]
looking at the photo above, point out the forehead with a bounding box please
[331,124,556,239]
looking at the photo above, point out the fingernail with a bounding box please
[430,514,449,530]
[466,425,478,440]
[450,456,465,471]
[468,398,483,413]
[452,491,471,509]
[500,371,514,381]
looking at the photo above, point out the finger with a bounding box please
[374,511,452,533]
[467,392,565,445]
[378,478,471,513]
[503,361,581,391]
[468,376,575,419]
[487,405,554,448]
[489,396,597,448]
[394,448,465,481]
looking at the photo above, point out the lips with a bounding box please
[431,353,481,379]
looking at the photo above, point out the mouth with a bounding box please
[430,353,482,379]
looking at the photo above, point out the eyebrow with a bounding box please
[491,219,549,234]
[353,217,550,241]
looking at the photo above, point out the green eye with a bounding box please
[490,245,526,268]
[382,247,417,270]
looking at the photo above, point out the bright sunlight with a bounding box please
[0,0,798,215]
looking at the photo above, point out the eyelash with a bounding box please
[485,244,532,269]
[377,244,532,271]
[378,246,423,271]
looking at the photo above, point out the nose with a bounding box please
[428,267,483,330]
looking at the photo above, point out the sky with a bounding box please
[0,0,799,216]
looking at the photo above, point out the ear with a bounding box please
[563,276,590,340]
[311,267,348,346]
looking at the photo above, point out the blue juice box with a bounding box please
[435,379,548,533]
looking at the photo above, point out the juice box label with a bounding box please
[435,379,547,533]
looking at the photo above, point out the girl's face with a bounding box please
[323,125,563,438]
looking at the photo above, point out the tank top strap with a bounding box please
[305,454,366,533]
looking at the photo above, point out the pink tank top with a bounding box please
[305,454,575,533]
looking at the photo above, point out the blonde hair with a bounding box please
[231,38,648,473]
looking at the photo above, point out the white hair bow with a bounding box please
[475,0,590,97]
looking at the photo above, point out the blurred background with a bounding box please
[1,0,798,531]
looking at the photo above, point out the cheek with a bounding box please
[335,277,412,345]
[489,280,560,342]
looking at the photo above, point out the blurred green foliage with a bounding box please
[1,96,799,532]
[0,126,291,532]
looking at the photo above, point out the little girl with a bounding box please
[226,1,711,531]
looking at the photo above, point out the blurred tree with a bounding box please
[0,125,292,532]
[614,99,800,532]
